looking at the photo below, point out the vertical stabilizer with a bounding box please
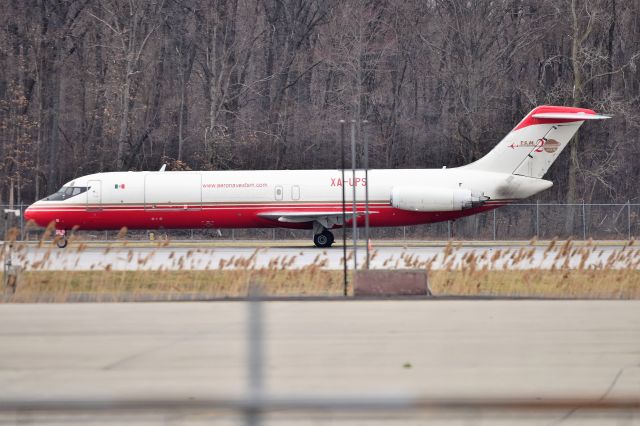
[463,106,610,178]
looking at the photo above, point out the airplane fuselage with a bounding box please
[25,168,550,231]
[23,106,609,247]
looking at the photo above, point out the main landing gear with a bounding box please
[313,229,334,248]
[55,230,68,249]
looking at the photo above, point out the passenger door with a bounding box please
[86,180,102,210]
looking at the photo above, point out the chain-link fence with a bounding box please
[1,202,638,241]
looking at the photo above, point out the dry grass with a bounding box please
[2,268,346,302]
[2,229,640,301]
[433,270,640,299]
[3,268,640,302]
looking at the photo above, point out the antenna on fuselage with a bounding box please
[159,164,166,172]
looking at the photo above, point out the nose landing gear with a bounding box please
[313,229,334,248]
[55,230,68,249]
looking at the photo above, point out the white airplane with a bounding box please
[25,106,609,248]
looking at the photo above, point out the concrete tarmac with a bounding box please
[0,300,639,424]
[8,241,640,271]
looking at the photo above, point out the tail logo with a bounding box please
[509,138,560,153]
[543,139,561,153]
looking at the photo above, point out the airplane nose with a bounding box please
[24,205,37,223]
[23,203,51,228]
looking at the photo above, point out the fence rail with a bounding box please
[2,202,639,241]
[0,395,637,413]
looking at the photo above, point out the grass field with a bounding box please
[2,237,640,301]
[3,268,640,302]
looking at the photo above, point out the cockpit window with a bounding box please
[45,186,89,201]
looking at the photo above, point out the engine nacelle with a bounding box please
[390,186,489,212]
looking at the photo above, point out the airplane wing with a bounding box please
[258,210,377,228]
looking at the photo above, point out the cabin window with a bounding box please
[275,185,283,201]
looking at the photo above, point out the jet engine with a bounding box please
[390,186,489,212]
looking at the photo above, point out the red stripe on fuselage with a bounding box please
[25,201,510,231]
[27,202,393,209]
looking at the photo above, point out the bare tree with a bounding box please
[89,0,166,170]
[1,0,640,212]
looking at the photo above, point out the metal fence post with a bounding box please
[582,201,587,240]
[493,209,496,241]
[19,203,24,241]
[536,200,540,238]
[350,120,358,272]
[628,201,631,240]
[247,286,264,426]
[447,221,451,240]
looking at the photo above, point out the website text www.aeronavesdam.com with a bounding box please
[202,182,268,189]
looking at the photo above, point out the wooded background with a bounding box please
[1,0,639,206]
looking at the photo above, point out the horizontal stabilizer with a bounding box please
[531,112,611,120]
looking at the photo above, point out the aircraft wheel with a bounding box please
[313,230,334,248]
[56,236,68,249]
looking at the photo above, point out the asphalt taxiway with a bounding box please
[0,300,638,424]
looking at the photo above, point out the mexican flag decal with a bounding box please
[115,183,126,189]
